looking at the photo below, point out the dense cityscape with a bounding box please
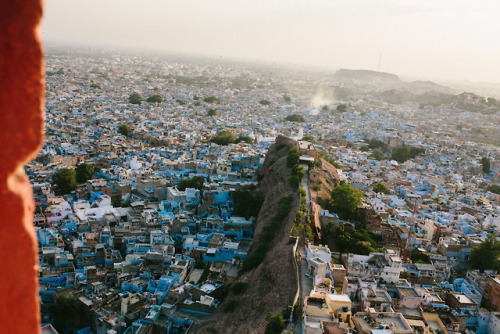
[32,47,500,334]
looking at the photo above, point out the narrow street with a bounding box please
[289,169,314,334]
[290,244,313,334]
[299,168,314,303]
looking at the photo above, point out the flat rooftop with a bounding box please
[322,322,346,334]
[399,287,418,298]
[455,294,475,305]
[427,320,441,331]
[400,307,421,317]
[307,296,327,309]
[355,313,411,332]
[309,244,331,254]
[327,294,351,303]
[364,290,391,303]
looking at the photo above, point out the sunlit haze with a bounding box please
[43,0,500,83]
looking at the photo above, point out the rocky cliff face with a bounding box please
[310,157,341,207]
[194,135,299,333]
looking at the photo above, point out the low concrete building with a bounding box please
[353,311,412,334]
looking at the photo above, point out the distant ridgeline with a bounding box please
[333,69,401,82]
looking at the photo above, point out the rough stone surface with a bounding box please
[310,157,341,206]
[0,1,44,333]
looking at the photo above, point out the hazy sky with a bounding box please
[43,0,500,82]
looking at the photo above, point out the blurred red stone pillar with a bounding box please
[0,0,44,333]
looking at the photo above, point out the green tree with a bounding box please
[283,94,292,103]
[488,185,500,195]
[481,157,491,173]
[177,176,205,191]
[210,130,237,145]
[391,146,409,163]
[203,96,220,103]
[146,94,163,103]
[336,103,347,112]
[129,92,142,104]
[367,138,389,151]
[52,168,77,195]
[411,251,431,264]
[118,124,131,136]
[286,148,300,168]
[47,295,84,334]
[285,113,305,122]
[302,135,314,141]
[265,312,285,334]
[75,163,95,183]
[287,148,305,189]
[235,135,253,144]
[470,235,500,272]
[373,182,388,194]
[331,226,381,255]
[289,166,305,189]
[391,146,425,163]
[207,108,217,116]
[371,149,384,161]
[331,182,363,219]
[259,99,271,106]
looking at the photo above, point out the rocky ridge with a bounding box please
[195,135,300,333]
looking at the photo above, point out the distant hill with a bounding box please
[398,80,456,95]
[333,69,401,82]
[437,80,500,100]
[372,90,499,113]
[427,92,499,114]
[331,69,459,99]
[372,89,454,105]
[328,68,498,114]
